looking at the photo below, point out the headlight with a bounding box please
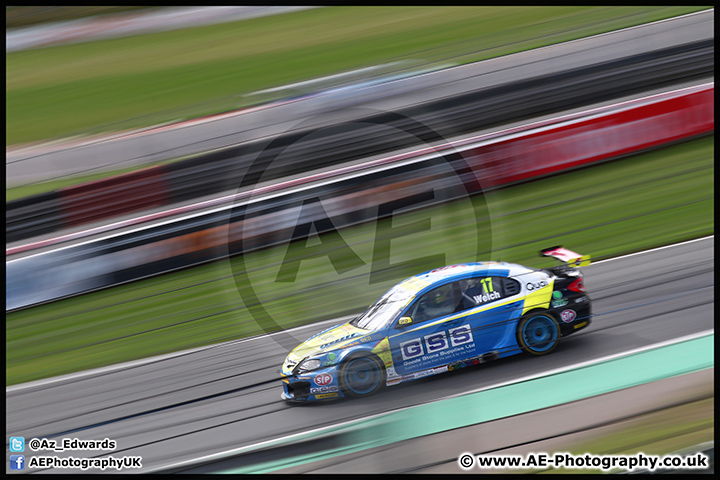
[297,358,322,373]
[282,358,297,373]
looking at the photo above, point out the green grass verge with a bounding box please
[5,136,713,385]
[6,6,709,146]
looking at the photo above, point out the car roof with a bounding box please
[393,262,534,297]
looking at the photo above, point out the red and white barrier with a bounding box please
[461,83,713,190]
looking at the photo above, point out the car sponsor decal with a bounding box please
[387,366,449,385]
[521,277,554,315]
[526,280,548,291]
[314,373,333,386]
[551,290,568,308]
[449,325,473,346]
[400,338,423,361]
[573,321,588,329]
[286,322,367,364]
[574,295,588,303]
[339,337,372,349]
[448,357,481,371]
[399,324,474,367]
[372,336,394,369]
[310,386,338,394]
[424,331,448,354]
[463,276,502,306]
[400,366,449,381]
[560,309,577,323]
[567,255,591,268]
[322,352,338,366]
[320,332,363,349]
[315,392,339,399]
[472,291,501,304]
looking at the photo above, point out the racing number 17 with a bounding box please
[481,277,493,294]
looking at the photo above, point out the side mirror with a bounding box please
[396,317,413,328]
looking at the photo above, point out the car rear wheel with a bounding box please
[338,355,386,398]
[517,312,560,355]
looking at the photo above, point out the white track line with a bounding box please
[592,236,714,265]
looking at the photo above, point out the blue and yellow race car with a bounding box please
[281,247,591,402]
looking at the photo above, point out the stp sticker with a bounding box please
[560,309,577,323]
[314,373,333,386]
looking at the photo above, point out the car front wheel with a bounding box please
[338,355,386,398]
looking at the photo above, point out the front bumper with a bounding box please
[281,365,346,403]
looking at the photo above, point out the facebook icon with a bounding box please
[10,455,25,470]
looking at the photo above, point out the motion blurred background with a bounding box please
[6,6,713,474]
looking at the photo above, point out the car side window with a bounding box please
[407,282,460,324]
[502,277,521,297]
[459,276,505,310]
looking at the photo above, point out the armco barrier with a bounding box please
[5,39,713,243]
[5,190,65,241]
[5,84,714,311]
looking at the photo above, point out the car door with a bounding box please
[458,275,523,355]
[388,281,476,375]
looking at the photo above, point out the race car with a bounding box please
[281,246,591,402]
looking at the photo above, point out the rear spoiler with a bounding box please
[540,246,591,267]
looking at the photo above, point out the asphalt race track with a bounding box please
[5,236,714,473]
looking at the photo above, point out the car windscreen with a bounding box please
[350,285,414,330]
